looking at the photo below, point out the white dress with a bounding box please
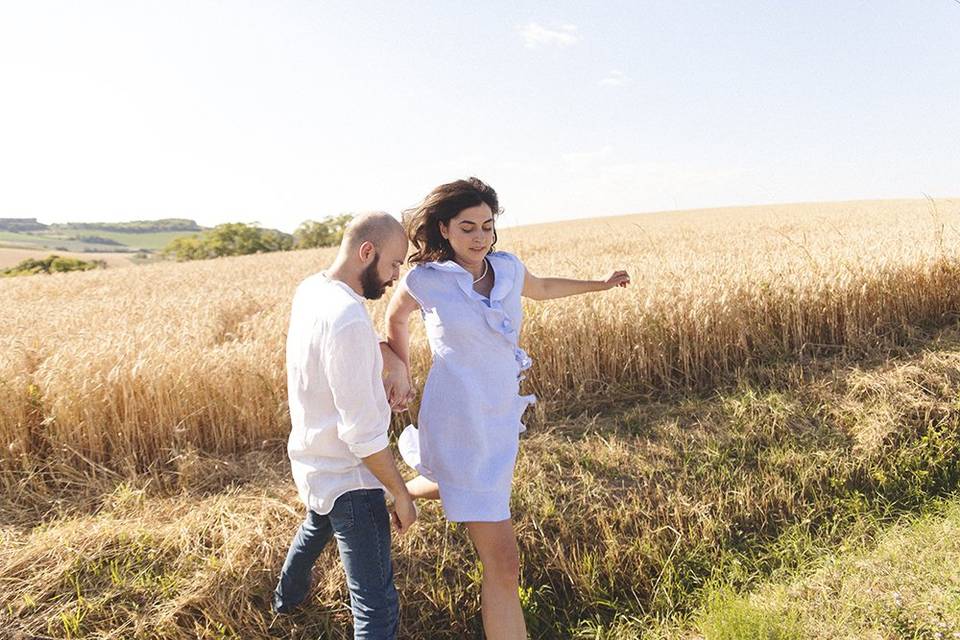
[399,251,535,522]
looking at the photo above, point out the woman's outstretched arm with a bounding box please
[522,266,630,301]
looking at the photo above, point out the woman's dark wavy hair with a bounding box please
[403,177,502,264]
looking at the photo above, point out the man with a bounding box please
[273,211,416,639]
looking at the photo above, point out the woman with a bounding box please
[385,177,629,639]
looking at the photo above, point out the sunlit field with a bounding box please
[3,197,960,638]
[3,198,958,474]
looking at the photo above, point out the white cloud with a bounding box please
[600,70,628,87]
[518,22,580,49]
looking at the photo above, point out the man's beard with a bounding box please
[360,253,390,300]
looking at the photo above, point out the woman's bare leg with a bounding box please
[406,475,440,500]
[465,519,527,640]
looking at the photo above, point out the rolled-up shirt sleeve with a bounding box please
[323,320,391,458]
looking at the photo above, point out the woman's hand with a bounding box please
[523,267,632,300]
[383,365,413,411]
[380,342,413,411]
[602,270,631,289]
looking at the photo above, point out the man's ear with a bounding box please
[358,240,376,262]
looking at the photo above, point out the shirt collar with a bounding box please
[320,271,366,304]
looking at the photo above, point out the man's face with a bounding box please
[360,235,406,300]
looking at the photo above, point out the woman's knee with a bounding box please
[480,542,520,582]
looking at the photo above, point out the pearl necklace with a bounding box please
[472,258,488,284]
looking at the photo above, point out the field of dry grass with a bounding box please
[3,323,960,638]
[2,197,958,474]
[2,197,960,638]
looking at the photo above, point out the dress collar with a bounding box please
[423,252,514,303]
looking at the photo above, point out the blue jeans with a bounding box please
[273,489,399,639]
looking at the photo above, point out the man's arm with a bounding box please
[324,321,417,532]
[361,448,417,533]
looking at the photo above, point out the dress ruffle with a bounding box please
[423,252,534,381]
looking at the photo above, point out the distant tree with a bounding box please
[1,255,105,277]
[162,235,201,260]
[294,214,353,249]
[162,223,293,261]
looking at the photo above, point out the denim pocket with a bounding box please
[329,491,356,532]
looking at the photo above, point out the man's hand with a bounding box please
[361,449,419,533]
[391,492,418,534]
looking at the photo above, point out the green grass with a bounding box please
[718,496,960,639]
[0,230,57,247]
[74,230,199,251]
[0,229,197,252]
[694,588,801,640]
[0,230,124,253]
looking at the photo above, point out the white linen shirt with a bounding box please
[285,272,390,515]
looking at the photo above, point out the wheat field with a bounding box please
[4,198,960,638]
[2,198,959,479]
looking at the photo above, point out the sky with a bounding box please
[1,1,958,232]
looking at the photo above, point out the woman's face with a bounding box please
[439,202,495,266]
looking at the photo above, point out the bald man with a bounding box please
[273,212,415,639]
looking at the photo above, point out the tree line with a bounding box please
[50,219,202,233]
[161,214,353,262]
